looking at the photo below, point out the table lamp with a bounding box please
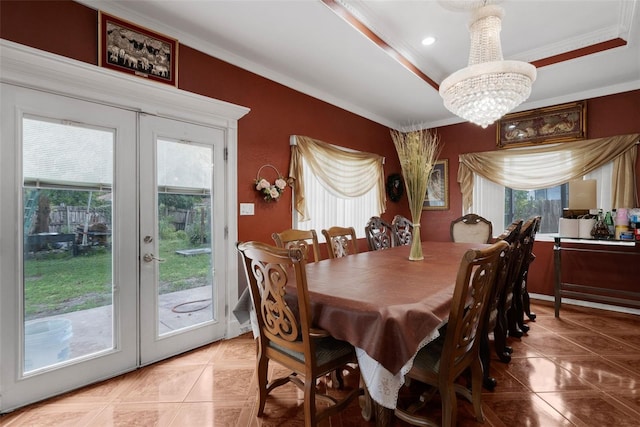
[568,179,597,210]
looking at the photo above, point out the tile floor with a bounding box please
[2,300,640,426]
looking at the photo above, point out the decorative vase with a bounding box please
[408,223,423,261]
[390,128,441,262]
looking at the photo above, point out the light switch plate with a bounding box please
[239,203,254,215]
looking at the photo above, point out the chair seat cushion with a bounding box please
[412,334,445,374]
[270,336,355,366]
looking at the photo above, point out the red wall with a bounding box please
[178,46,406,246]
[0,0,406,247]
[0,1,97,62]
[2,0,640,296]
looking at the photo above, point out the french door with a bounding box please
[0,84,227,412]
[139,114,227,365]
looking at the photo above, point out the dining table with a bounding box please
[234,240,488,426]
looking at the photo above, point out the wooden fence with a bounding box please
[31,206,197,234]
[46,206,111,234]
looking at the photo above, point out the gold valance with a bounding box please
[458,134,639,211]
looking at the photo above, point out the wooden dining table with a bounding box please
[296,240,487,426]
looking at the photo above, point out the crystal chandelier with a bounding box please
[439,3,537,128]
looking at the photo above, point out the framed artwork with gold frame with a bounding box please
[98,11,178,86]
[497,101,586,149]
[423,159,449,210]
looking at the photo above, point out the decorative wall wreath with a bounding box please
[255,164,287,202]
[386,173,404,202]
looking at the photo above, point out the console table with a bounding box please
[553,236,640,317]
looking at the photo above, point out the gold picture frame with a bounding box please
[98,11,178,86]
[497,101,586,149]
[423,159,449,210]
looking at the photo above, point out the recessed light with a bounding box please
[421,36,436,46]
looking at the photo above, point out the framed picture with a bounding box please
[98,11,178,86]
[497,101,586,149]
[423,159,448,210]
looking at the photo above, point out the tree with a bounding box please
[158,194,197,210]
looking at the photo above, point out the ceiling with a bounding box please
[81,0,640,130]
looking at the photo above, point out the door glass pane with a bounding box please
[22,116,114,373]
[156,139,214,334]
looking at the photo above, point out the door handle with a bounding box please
[143,253,165,263]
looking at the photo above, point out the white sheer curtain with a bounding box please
[289,135,386,221]
[293,157,379,239]
[289,135,385,240]
[472,174,505,234]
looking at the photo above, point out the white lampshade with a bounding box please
[568,179,597,210]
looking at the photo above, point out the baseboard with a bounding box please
[530,293,640,316]
[226,319,252,339]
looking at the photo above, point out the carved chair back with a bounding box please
[364,216,394,251]
[450,213,493,244]
[321,226,358,258]
[392,215,413,246]
[272,228,321,263]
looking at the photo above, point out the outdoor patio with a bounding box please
[27,286,213,367]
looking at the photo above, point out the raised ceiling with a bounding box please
[81,0,640,130]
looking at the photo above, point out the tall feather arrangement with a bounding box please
[391,129,441,260]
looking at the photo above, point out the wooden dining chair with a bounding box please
[237,241,361,427]
[523,215,541,322]
[450,213,493,244]
[491,220,523,361]
[272,228,321,262]
[394,240,510,427]
[480,219,522,390]
[510,215,541,336]
[392,215,413,246]
[321,226,358,258]
[364,216,394,251]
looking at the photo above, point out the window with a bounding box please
[459,134,638,235]
[473,162,613,235]
[289,136,385,241]
[293,156,380,239]
[504,184,567,233]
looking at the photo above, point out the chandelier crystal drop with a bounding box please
[439,4,537,128]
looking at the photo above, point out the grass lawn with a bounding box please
[24,238,211,320]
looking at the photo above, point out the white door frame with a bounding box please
[0,40,250,412]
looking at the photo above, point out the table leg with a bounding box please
[553,237,562,317]
[358,379,373,422]
[374,402,393,427]
[358,380,393,427]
